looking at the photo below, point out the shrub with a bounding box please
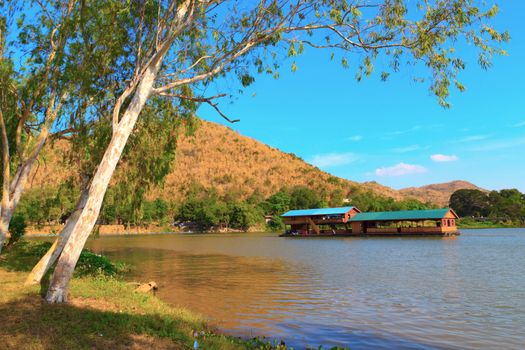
[6,214,27,248]
[266,216,284,232]
[75,250,129,277]
[0,241,127,278]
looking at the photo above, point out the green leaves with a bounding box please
[288,42,297,57]
[240,73,255,87]
[341,57,349,69]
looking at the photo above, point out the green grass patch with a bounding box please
[0,241,128,277]
[457,218,524,229]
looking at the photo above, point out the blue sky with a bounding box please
[198,2,525,192]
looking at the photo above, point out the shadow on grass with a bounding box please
[0,294,192,350]
[0,241,52,272]
[0,244,249,350]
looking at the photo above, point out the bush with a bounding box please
[7,214,27,248]
[228,203,262,231]
[266,215,284,232]
[0,241,127,277]
[75,250,129,277]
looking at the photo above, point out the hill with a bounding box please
[27,120,483,207]
[153,120,363,202]
[400,180,486,207]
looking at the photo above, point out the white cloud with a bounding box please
[392,144,421,153]
[385,126,422,136]
[310,152,358,168]
[347,135,362,141]
[470,137,525,151]
[452,135,489,143]
[375,162,427,177]
[430,154,459,162]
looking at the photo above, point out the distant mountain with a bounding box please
[28,120,485,207]
[400,180,487,207]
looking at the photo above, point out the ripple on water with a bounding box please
[86,229,525,350]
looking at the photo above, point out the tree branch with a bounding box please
[158,92,239,123]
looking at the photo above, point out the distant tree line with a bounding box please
[450,189,525,224]
[17,181,433,232]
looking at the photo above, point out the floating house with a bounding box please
[282,206,360,235]
[281,207,459,237]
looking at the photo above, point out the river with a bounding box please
[86,228,525,349]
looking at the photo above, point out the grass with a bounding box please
[457,218,524,229]
[0,242,346,350]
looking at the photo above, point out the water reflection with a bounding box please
[86,230,525,349]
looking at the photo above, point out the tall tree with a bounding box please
[0,0,131,252]
[37,0,507,303]
[450,189,490,217]
[0,1,78,252]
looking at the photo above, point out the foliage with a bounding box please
[142,199,170,225]
[0,0,135,235]
[450,188,525,222]
[15,179,435,232]
[5,214,26,248]
[71,98,197,227]
[259,190,291,216]
[450,189,491,217]
[329,189,345,207]
[75,250,128,277]
[456,218,522,229]
[0,241,127,277]
[348,187,433,212]
[229,202,263,231]
[135,0,510,109]
[289,186,325,210]
[16,182,79,225]
[176,185,264,230]
[266,216,285,232]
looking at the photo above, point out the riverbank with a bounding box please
[25,224,176,236]
[457,218,524,229]
[0,243,305,350]
[24,224,266,236]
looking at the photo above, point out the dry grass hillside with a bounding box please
[154,120,362,201]
[25,120,483,206]
[400,180,487,207]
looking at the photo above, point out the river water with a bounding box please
[86,229,525,349]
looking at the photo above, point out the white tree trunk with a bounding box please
[25,189,88,285]
[0,143,46,254]
[0,216,8,253]
[45,64,159,303]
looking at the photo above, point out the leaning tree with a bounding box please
[18,0,507,302]
[0,0,137,252]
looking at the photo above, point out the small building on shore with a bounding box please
[281,207,459,236]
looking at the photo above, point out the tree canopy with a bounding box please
[450,188,525,221]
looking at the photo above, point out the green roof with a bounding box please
[282,206,356,217]
[349,208,456,222]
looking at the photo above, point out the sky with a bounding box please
[197,2,525,192]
